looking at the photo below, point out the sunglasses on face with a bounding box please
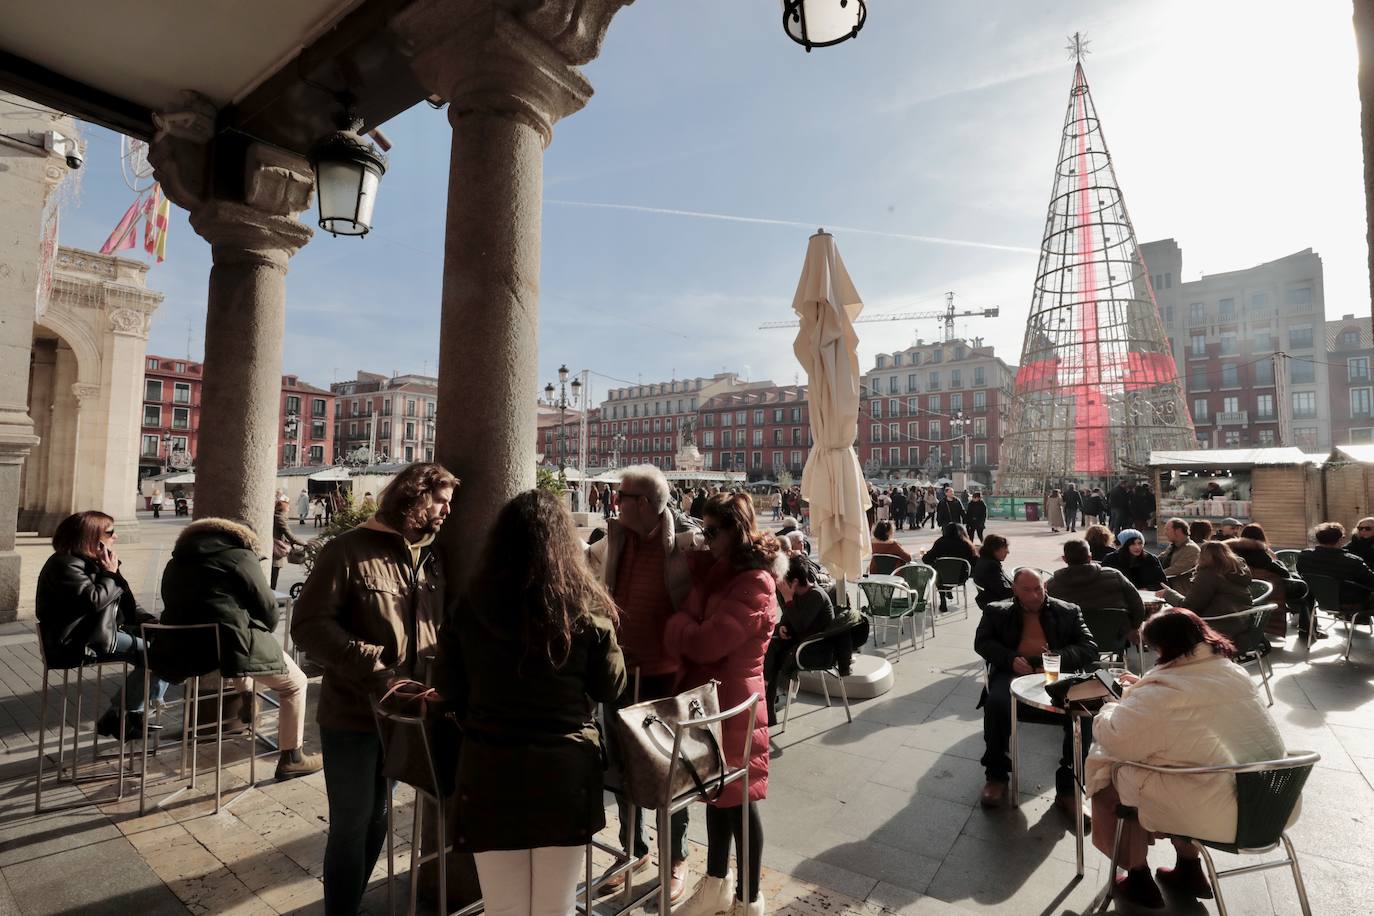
[1360,526,1373,532]
[702,525,723,540]
[103,528,116,536]
[619,492,649,504]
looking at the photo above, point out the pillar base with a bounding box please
[0,552,22,623]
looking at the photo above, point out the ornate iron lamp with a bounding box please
[309,117,387,237]
[782,0,866,52]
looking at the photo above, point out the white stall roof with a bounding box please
[1149,447,1321,469]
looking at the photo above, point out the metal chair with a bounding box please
[1089,751,1320,915]
[1248,579,1274,605]
[33,621,128,813]
[1078,606,1142,674]
[857,578,916,660]
[930,557,972,619]
[1304,573,1371,659]
[776,615,868,734]
[893,563,937,640]
[869,553,903,576]
[1275,549,1301,572]
[1206,604,1279,706]
[138,623,261,816]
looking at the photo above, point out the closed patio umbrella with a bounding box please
[791,230,871,600]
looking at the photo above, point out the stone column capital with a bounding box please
[71,383,102,404]
[189,200,314,270]
[394,0,631,145]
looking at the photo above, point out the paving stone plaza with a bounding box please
[1,514,1370,915]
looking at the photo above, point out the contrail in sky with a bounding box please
[545,199,1037,255]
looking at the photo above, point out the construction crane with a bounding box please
[759,291,999,340]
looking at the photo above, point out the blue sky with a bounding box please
[55,0,1365,408]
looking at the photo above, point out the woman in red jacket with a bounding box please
[666,492,782,916]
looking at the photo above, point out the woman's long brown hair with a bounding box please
[703,492,779,570]
[51,511,114,561]
[471,489,617,668]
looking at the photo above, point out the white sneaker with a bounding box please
[727,897,765,916]
[673,872,733,916]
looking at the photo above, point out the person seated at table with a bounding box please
[782,531,834,592]
[159,517,323,780]
[1346,516,1374,568]
[1154,541,1252,640]
[1084,524,1115,562]
[1188,520,1213,545]
[923,524,978,613]
[1158,518,1199,589]
[1085,608,1288,909]
[868,520,911,574]
[972,534,1013,610]
[764,555,837,726]
[1296,522,1374,618]
[1229,524,1318,639]
[1046,538,1147,632]
[974,569,1099,811]
[776,515,810,555]
[1211,517,1242,541]
[1101,529,1166,591]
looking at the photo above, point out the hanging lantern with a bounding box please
[309,118,387,237]
[782,0,866,52]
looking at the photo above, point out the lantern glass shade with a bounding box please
[782,0,866,50]
[558,364,570,383]
[310,127,387,237]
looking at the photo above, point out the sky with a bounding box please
[52,0,1368,409]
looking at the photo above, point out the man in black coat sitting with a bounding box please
[1297,522,1374,615]
[975,569,1098,813]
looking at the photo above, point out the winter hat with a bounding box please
[1116,528,1144,547]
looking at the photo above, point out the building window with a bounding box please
[1351,429,1374,444]
[1189,333,1207,358]
[928,371,941,390]
[703,431,715,446]
[172,407,190,429]
[1255,394,1275,420]
[405,421,416,441]
[1218,333,1237,356]
[931,350,943,364]
[146,358,159,370]
[790,450,802,466]
[1288,326,1314,349]
[752,451,763,469]
[908,446,920,464]
[907,373,919,393]
[1221,396,1239,415]
[1188,368,1208,391]
[871,424,882,443]
[1250,292,1269,308]
[928,420,940,439]
[752,409,764,426]
[950,393,963,412]
[973,367,986,387]
[907,397,919,415]
[1352,388,1373,418]
[143,405,161,427]
[1220,364,1239,388]
[871,401,882,418]
[1188,302,1204,324]
[173,383,191,404]
[885,398,898,417]
[1289,359,1315,384]
[1342,330,1361,348]
[888,422,899,443]
[928,395,941,413]
[1294,427,1319,450]
[141,434,160,457]
[790,407,801,422]
[312,420,327,439]
[752,429,763,446]
[773,408,784,423]
[973,443,987,466]
[286,395,301,415]
[1285,286,1313,306]
[145,379,163,402]
[1218,298,1235,319]
[973,416,987,437]
[174,362,186,373]
[1292,391,1317,419]
[1257,429,1276,446]
[1349,357,1370,382]
[1193,399,1209,422]
[887,447,899,465]
[1255,359,1275,386]
[876,355,887,369]
[973,390,987,410]
[791,427,802,446]
[735,411,746,425]
[951,369,962,389]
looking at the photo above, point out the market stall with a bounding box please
[1149,448,1324,548]
[1323,444,1374,532]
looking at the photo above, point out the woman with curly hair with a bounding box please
[669,493,783,916]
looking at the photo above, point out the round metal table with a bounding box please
[1010,673,1093,877]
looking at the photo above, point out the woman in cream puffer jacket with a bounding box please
[1085,608,1291,906]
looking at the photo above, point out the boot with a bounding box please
[1156,856,1213,899]
[275,749,323,781]
[1113,867,1164,910]
[726,897,765,916]
[674,872,733,916]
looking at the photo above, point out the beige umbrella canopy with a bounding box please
[791,230,872,590]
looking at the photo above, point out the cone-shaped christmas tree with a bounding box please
[1000,40,1194,490]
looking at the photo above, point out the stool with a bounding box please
[139,623,261,816]
[34,622,129,814]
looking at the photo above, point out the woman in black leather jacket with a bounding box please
[35,511,169,738]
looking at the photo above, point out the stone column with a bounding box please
[153,123,313,544]
[394,0,630,589]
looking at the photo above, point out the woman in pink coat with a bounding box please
[666,492,782,916]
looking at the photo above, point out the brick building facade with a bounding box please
[1327,314,1374,445]
[330,371,437,464]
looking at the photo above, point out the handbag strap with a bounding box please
[379,679,440,717]
[643,698,729,803]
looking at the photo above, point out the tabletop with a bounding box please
[1011,673,1062,714]
[1138,590,1166,606]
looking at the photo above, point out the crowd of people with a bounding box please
[39,467,1372,915]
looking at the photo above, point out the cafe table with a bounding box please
[1009,673,1097,876]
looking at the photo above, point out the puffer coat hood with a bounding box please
[173,517,261,557]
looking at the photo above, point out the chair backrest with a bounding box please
[1079,606,1130,654]
[1233,754,1318,849]
[857,580,902,617]
[1228,603,1277,657]
[932,557,971,587]
[1248,579,1274,605]
[1304,574,1344,612]
[1274,549,1300,572]
[894,563,935,609]
[870,553,902,576]
[796,614,869,672]
[141,622,222,681]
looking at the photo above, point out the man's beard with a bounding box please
[422,514,445,534]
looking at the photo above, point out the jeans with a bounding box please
[1065,508,1078,532]
[1109,508,1128,534]
[981,669,1092,797]
[474,846,584,916]
[102,631,170,713]
[321,727,390,916]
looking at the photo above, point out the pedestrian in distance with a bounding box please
[1045,488,1066,533]
[271,496,304,591]
[150,488,164,519]
[1063,483,1082,532]
[966,491,988,542]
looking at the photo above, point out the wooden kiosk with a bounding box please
[1149,448,1325,549]
[1322,444,1374,531]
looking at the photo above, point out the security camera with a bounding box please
[43,130,82,169]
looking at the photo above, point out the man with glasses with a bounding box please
[588,465,701,902]
[1347,517,1374,568]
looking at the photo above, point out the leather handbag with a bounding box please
[272,537,290,560]
[374,679,460,797]
[610,680,727,809]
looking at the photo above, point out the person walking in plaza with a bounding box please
[935,486,965,528]
[36,511,169,739]
[975,569,1098,811]
[1063,483,1082,532]
[972,534,1013,610]
[438,489,626,916]
[150,488,164,519]
[923,486,939,529]
[770,488,782,522]
[586,465,700,901]
[296,489,310,526]
[1131,482,1156,531]
[1046,538,1147,633]
[690,487,707,520]
[271,495,304,591]
[1085,608,1288,909]
[159,517,323,780]
[1107,481,1133,533]
[1083,487,1108,526]
[907,486,922,530]
[891,487,908,531]
[291,462,457,916]
[1158,518,1200,589]
[1045,488,1066,533]
[965,491,987,542]
[1101,529,1166,590]
[668,493,778,916]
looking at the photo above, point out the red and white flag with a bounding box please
[99,197,140,253]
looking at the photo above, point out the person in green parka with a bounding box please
[159,517,322,781]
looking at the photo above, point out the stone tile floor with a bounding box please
[1,516,1371,914]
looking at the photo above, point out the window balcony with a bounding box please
[1216,411,1248,426]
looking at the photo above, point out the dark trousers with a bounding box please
[981,669,1092,797]
[151,504,161,518]
[614,672,690,863]
[1065,507,1078,531]
[968,524,985,542]
[705,803,764,903]
[893,512,905,531]
[763,635,800,727]
[924,510,938,529]
[321,726,390,916]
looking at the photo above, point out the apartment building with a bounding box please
[596,372,762,470]
[1327,314,1374,445]
[331,371,437,464]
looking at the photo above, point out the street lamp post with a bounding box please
[950,410,970,485]
[543,364,581,489]
[610,433,627,470]
[284,412,300,468]
[162,428,174,472]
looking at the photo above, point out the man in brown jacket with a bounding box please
[292,462,457,916]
